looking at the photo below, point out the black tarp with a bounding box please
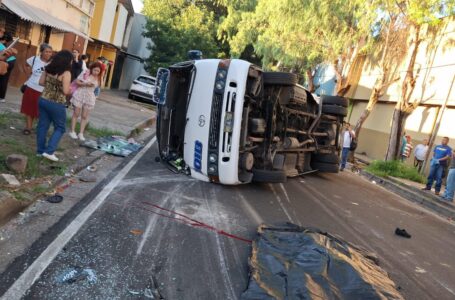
[242,224,403,300]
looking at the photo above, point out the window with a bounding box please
[0,10,31,40]
[80,15,89,33]
[137,77,155,85]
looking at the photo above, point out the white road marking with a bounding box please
[1,137,157,300]
[237,192,264,225]
[269,184,295,223]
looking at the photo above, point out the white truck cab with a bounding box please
[155,59,347,185]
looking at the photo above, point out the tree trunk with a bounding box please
[385,25,421,160]
[306,69,316,93]
[354,85,382,138]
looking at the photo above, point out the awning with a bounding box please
[2,0,93,41]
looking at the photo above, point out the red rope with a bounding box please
[138,201,252,244]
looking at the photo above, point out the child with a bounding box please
[69,62,101,141]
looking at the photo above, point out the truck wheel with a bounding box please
[312,153,340,164]
[310,161,339,173]
[321,95,348,107]
[263,72,297,86]
[321,105,347,117]
[252,168,287,183]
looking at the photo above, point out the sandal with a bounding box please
[23,129,31,135]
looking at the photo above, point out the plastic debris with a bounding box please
[83,136,142,157]
[242,224,404,300]
[144,127,150,131]
[86,165,97,172]
[130,229,143,235]
[9,126,15,130]
[351,202,359,206]
[395,228,412,238]
[56,267,97,284]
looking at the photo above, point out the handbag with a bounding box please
[350,137,358,151]
[20,56,37,94]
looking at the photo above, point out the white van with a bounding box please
[155,59,347,185]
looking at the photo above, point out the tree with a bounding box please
[385,0,455,160]
[219,0,376,93]
[142,0,227,74]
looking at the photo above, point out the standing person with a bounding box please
[20,43,53,135]
[340,122,355,171]
[401,135,413,162]
[36,50,73,162]
[80,54,89,73]
[442,149,455,202]
[94,57,106,97]
[69,62,101,141]
[71,49,83,81]
[0,32,16,103]
[414,138,429,172]
[422,137,452,195]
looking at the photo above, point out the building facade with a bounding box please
[86,0,133,89]
[118,13,152,90]
[0,0,94,87]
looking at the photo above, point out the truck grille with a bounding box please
[209,93,223,148]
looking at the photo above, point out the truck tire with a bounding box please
[252,168,287,183]
[310,161,339,173]
[321,95,348,107]
[321,105,347,117]
[312,153,340,164]
[263,72,298,86]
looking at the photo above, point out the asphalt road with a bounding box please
[2,139,455,300]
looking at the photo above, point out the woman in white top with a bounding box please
[20,43,53,135]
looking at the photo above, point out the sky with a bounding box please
[132,0,144,13]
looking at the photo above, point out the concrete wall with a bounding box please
[118,13,152,90]
[111,4,128,47]
[92,0,118,42]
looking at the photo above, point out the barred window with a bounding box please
[0,10,32,40]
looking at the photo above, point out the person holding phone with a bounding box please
[0,32,17,103]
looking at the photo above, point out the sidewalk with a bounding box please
[0,87,156,137]
[352,153,455,220]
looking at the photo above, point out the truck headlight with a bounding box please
[208,164,217,173]
[217,70,227,80]
[215,80,225,91]
[209,153,218,163]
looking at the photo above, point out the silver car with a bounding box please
[128,75,156,103]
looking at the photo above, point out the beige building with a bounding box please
[0,0,94,86]
[346,16,455,167]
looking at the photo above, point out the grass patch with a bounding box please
[66,118,124,138]
[365,160,426,183]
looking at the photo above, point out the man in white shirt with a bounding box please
[414,138,429,172]
[340,122,356,171]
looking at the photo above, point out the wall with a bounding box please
[96,0,117,42]
[118,13,152,90]
[111,4,128,47]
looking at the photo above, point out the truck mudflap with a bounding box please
[242,224,404,300]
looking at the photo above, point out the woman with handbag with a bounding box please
[20,43,53,135]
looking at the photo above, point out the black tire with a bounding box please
[310,162,339,173]
[321,105,347,116]
[321,95,348,107]
[312,153,340,164]
[263,72,297,86]
[128,93,135,100]
[252,168,287,183]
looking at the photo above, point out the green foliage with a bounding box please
[142,0,228,74]
[365,160,426,183]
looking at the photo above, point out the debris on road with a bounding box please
[0,174,21,186]
[130,229,143,235]
[395,228,412,238]
[242,224,404,300]
[83,136,142,157]
[45,194,63,204]
[86,165,97,172]
[55,267,97,284]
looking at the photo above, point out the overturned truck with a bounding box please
[155,59,347,185]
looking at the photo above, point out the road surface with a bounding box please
[1,137,454,300]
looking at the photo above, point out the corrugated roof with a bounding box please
[2,0,93,41]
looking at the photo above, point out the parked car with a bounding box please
[128,75,156,103]
[155,59,347,185]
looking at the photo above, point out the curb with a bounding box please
[358,168,455,220]
[128,116,156,138]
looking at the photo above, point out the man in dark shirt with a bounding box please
[422,137,452,195]
[71,49,83,81]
